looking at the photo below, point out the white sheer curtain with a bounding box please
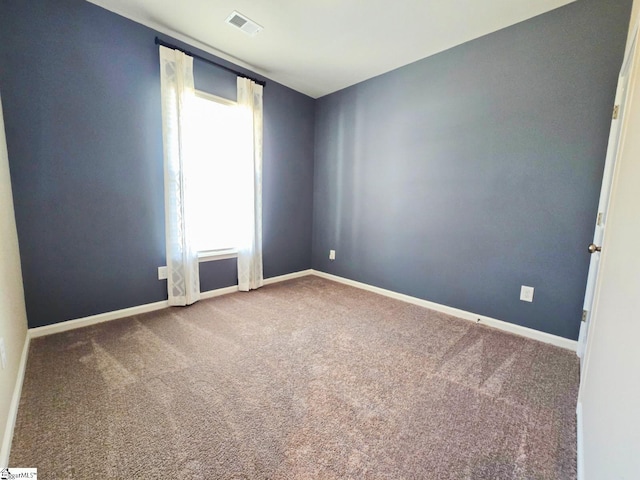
[237,77,264,291]
[159,46,201,306]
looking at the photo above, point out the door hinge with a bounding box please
[582,310,588,322]
[597,212,604,226]
[613,104,620,119]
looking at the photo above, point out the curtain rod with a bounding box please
[155,37,266,87]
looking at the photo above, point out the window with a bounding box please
[160,47,264,301]
[183,90,252,258]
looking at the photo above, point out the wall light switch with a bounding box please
[329,250,336,261]
[520,285,534,302]
[158,266,168,280]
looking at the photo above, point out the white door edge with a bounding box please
[577,22,638,367]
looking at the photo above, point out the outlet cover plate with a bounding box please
[158,266,168,280]
[520,285,534,302]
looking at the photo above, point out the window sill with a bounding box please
[198,249,238,262]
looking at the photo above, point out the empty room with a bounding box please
[1,0,639,478]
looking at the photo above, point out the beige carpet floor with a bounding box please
[11,276,579,479]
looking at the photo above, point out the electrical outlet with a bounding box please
[0,338,6,370]
[520,285,534,302]
[329,250,336,261]
[158,266,168,280]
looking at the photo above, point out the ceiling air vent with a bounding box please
[225,11,263,37]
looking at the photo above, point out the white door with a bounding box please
[577,28,637,366]
[577,21,640,479]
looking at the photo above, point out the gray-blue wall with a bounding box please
[312,0,631,340]
[0,0,630,338]
[0,0,315,328]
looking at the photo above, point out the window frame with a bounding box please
[198,248,238,263]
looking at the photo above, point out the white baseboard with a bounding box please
[28,300,170,339]
[576,400,584,480]
[201,269,313,299]
[0,333,30,467]
[28,269,315,338]
[311,270,578,351]
[263,269,313,285]
[200,285,239,300]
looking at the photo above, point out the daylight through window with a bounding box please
[184,91,252,253]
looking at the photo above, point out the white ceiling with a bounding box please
[87,0,576,98]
